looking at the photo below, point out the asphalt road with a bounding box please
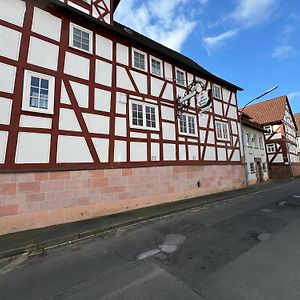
[1,178,300,300]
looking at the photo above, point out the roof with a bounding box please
[294,113,300,137]
[242,96,288,125]
[45,0,243,92]
[240,112,265,132]
[113,0,121,12]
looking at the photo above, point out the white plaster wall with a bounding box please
[0,0,25,27]
[161,106,175,121]
[217,148,226,161]
[96,35,112,60]
[213,100,223,115]
[130,71,147,94]
[114,140,127,162]
[204,146,216,160]
[83,113,110,134]
[15,132,51,163]
[164,63,173,81]
[163,143,176,160]
[116,66,135,91]
[0,131,8,164]
[32,7,62,41]
[231,150,241,162]
[94,88,111,112]
[116,92,127,114]
[115,117,127,137]
[273,153,284,163]
[199,131,206,144]
[179,144,186,160]
[151,133,159,140]
[68,2,90,14]
[0,63,16,93]
[227,106,238,120]
[151,77,164,97]
[20,115,52,129]
[222,88,231,103]
[162,123,176,141]
[59,108,81,132]
[199,113,208,128]
[207,131,215,144]
[57,135,93,163]
[60,83,71,104]
[0,97,12,125]
[28,37,59,71]
[70,81,89,108]
[130,142,147,162]
[92,138,109,163]
[188,145,199,160]
[64,52,90,80]
[116,43,128,65]
[162,83,174,101]
[95,59,112,87]
[130,132,147,139]
[0,25,21,61]
[151,143,160,161]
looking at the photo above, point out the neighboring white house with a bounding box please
[294,113,300,155]
[241,112,269,184]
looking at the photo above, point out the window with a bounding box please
[267,143,276,153]
[213,84,222,99]
[259,136,263,149]
[264,125,272,133]
[215,121,230,141]
[133,49,146,71]
[22,70,55,114]
[245,132,251,147]
[262,163,267,172]
[130,100,158,130]
[249,162,255,174]
[252,134,258,148]
[176,69,185,86]
[150,57,162,77]
[70,23,92,53]
[179,114,196,136]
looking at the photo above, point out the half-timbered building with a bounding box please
[243,96,300,178]
[294,113,300,155]
[0,0,245,235]
[241,112,269,184]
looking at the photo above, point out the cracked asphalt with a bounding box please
[1,178,300,299]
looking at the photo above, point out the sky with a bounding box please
[115,0,300,114]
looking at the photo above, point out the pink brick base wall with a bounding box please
[0,164,246,235]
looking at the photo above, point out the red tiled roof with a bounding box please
[242,96,287,125]
[294,113,300,136]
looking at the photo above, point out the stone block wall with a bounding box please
[0,164,246,235]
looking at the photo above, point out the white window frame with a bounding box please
[175,68,186,86]
[252,134,258,148]
[178,113,197,137]
[132,48,147,72]
[267,143,276,153]
[259,136,264,149]
[129,99,159,131]
[215,121,230,141]
[150,56,162,77]
[69,23,93,54]
[249,162,255,174]
[264,125,272,133]
[213,84,222,100]
[22,70,55,115]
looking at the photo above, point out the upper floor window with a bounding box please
[215,121,230,141]
[129,100,158,130]
[252,134,258,148]
[22,70,55,114]
[176,69,185,86]
[70,23,92,53]
[245,132,251,147]
[133,49,146,71]
[150,57,162,77]
[266,143,276,153]
[264,125,272,133]
[249,162,255,174]
[213,84,222,99]
[259,136,264,149]
[179,114,196,136]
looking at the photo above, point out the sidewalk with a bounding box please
[0,179,291,259]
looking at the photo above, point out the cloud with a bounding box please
[202,29,239,52]
[230,0,278,27]
[272,45,295,59]
[288,91,300,100]
[115,0,208,52]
